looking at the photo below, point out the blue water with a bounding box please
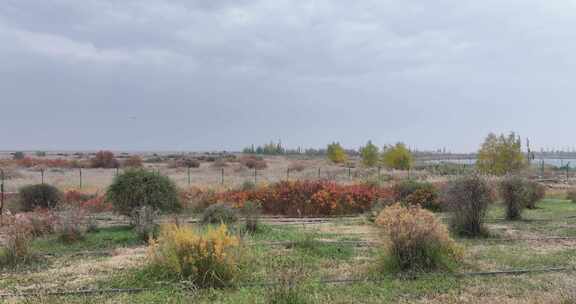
[422,159,576,168]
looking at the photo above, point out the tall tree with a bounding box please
[327,142,348,164]
[477,132,526,175]
[360,140,380,167]
[382,143,413,170]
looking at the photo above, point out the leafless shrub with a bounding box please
[56,205,88,243]
[443,174,494,237]
[499,176,529,220]
[211,158,229,168]
[131,206,160,242]
[525,181,546,209]
[239,156,267,170]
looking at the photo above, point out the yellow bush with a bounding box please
[147,223,240,287]
[376,203,462,273]
[0,220,34,268]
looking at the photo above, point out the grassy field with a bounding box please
[1,199,576,303]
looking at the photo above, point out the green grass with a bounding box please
[85,275,461,304]
[5,199,576,303]
[486,199,576,220]
[472,245,576,270]
[31,226,141,255]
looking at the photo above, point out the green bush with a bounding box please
[241,181,256,191]
[19,184,62,211]
[525,181,546,209]
[393,180,440,211]
[201,203,238,225]
[13,151,25,160]
[499,176,529,220]
[444,175,493,237]
[240,201,261,233]
[107,169,181,217]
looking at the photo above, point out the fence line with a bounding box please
[0,164,573,194]
[0,165,476,193]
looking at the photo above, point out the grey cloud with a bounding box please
[1,0,576,151]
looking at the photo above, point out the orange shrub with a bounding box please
[15,157,74,168]
[64,190,96,204]
[181,187,219,212]
[80,195,113,213]
[91,151,119,168]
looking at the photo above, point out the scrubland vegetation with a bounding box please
[1,134,576,303]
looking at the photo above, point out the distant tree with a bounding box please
[477,132,526,175]
[360,140,380,167]
[13,151,25,160]
[382,143,413,170]
[243,140,285,155]
[91,151,119,168]
[35,151,46,157]
[327,142,348,164]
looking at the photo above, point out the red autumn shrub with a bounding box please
[80,195,113,213]
[180,187,219,212]
[91,151,119,168]
[64,190,96,205]
[21,209,57,237]
[15,157,74,168]
[218,181,393,216]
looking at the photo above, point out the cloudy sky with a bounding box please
[1,0,576,152]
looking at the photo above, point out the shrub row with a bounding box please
[216,180,394,216]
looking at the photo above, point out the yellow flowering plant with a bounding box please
[147,223,240,287]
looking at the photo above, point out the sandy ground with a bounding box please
[0,156,433,193]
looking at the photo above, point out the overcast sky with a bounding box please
[2,0,576,152]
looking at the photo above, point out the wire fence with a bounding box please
[0,163,469,194]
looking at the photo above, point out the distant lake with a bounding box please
[421,158,576,168]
